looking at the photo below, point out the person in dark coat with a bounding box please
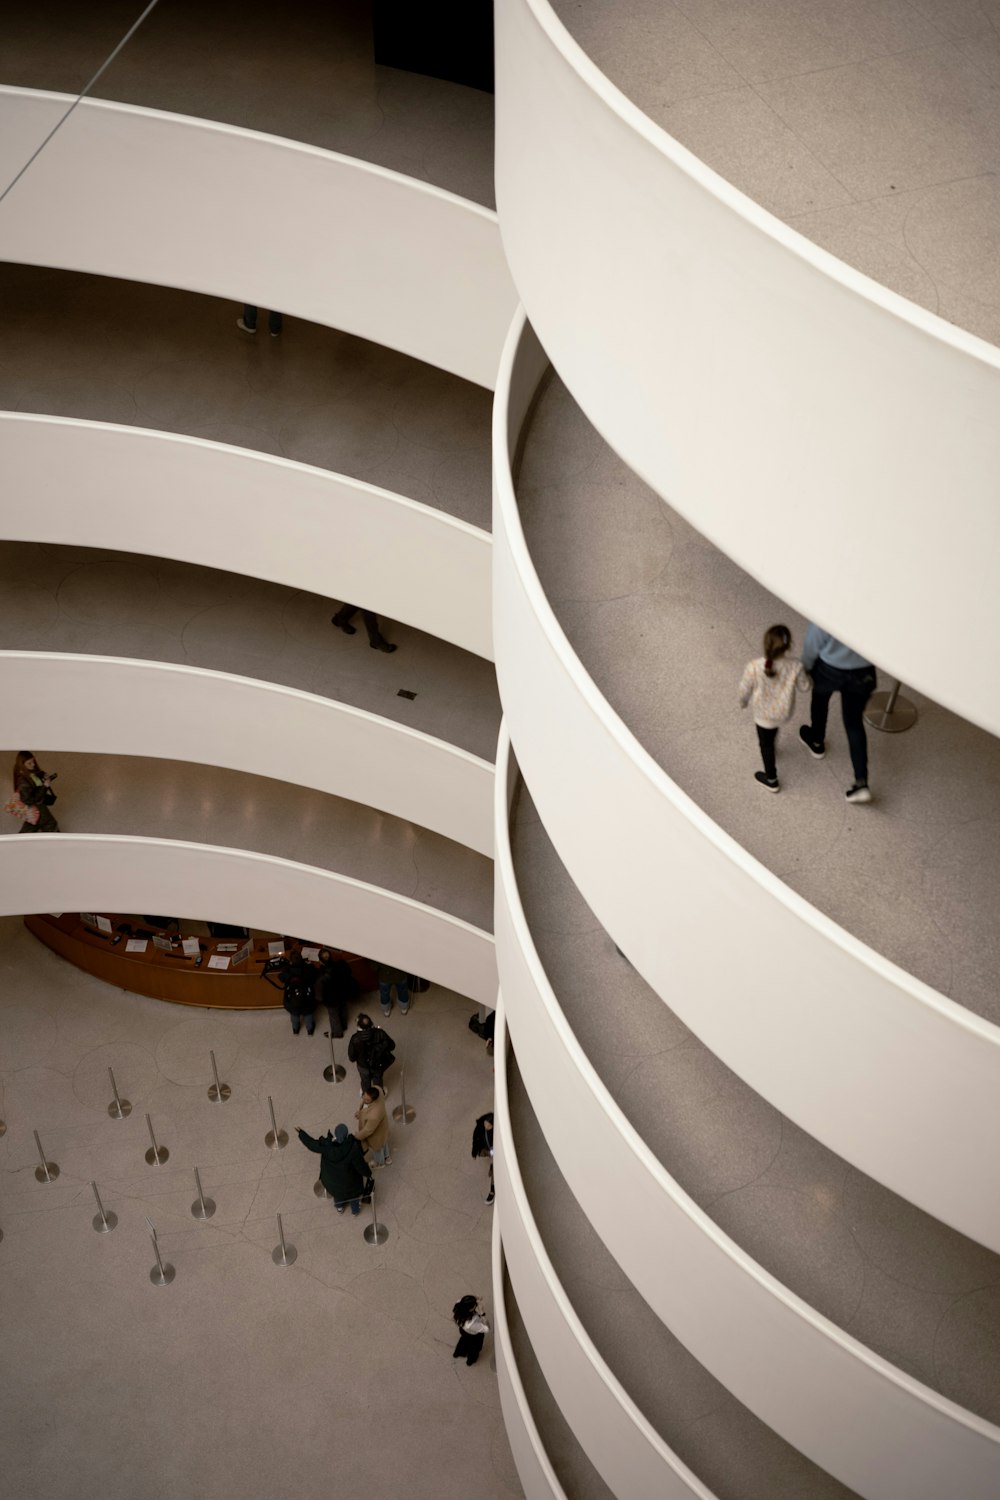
[12,751,60,833]
[263,953,318,1034]
[472,1112,495,1205]
[296,1123,369,1214]
[314,948,359,1038]
[348,1013,395,1092]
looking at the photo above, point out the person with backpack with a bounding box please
[348,1013,396,1091]
[313,948,359,1038]
[263,953,318,1035]
[738,624,811,794]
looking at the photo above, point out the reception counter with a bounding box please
[25,912,377,1009]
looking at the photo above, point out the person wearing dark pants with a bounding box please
[738,626,810,794]
[452,1295,489,1365]
[296,1123,369,1214]
[331,605,397,653]
[237,305,282,336]
[348,1013,396,1093]
[800,624,877,803]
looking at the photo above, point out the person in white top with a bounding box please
[452,1294,490,1365]
[738,625,811,793]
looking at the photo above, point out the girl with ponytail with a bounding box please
[738,626,810,792]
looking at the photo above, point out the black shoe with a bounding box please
[754,772,780,793]
[332,616,356,635]
[798,726,825,759]
[845,781,872,804]
[370,638,397,653]
[485,1187,495,1205]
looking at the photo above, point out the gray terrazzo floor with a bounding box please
[0,541,501,762]
[551,0,1000,349]
[504,1036,861,1500]
[509,776,1000,1430]
[516,370,1000,1027]
[0,915,518,1500]
[2,0,495,207]
[0,264,494,532]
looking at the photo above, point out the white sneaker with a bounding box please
[236,317,256,334]
[845,782,872,804]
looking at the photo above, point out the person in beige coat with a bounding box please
[354,1085,391,1166]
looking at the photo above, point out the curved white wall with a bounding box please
[0,833,496,1004]
[493,312,1000,1256]
[0,413,492,659]
[495,730,1000,1500]
[0,652,493,857]
[493,1010,717,1500]
[494,0,1000,736]
[0,87,516,390]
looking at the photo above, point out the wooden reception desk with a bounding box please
[25,913,377,1009]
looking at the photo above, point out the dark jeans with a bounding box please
[809,660,877,783]
[333,605,382,645]
[242,304,282,334]
[453,1330,485,1365]
[755,725,778,780]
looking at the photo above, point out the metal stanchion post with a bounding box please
[190,1167,216,1220]
[90,1179,118,1233]
[322,1031,345,1084]
[272,1212,297,1266]
[391,1067,416,1125]
[0,1117,6,1136]
[144,1113,169,1166]
[207,1050,231,1103]
[264,1096,287,1150]
[363,1180,389,1246]
[145,1215,175,1286]
[33,1130,59,1182]
[107,1066,132,1119]
[864,678,918,733]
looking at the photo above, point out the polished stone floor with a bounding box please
[2,0,495,207]
[517,371,1000,1026]
[553,0,1000,347]
[510,778,1000,1441]
[0,541,501,762]
[0,750,492,936]
[0,265,493,532]
[505,1035,860,1500]
[0,915,517,1500]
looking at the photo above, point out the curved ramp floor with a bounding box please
[549,0,1000,350]
[0,751,492,937]
[3,0,495,206]
[509,776,1000,1429]
[503,1034,858,1500]
[516,370,1000,1026]
[0,264,493,531]
[0,541,500,763]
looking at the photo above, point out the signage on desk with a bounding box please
[152,935,173,953]
[232,939,253,968]
[181,937,200,958]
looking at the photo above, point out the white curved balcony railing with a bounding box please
[0,653,493,857]
[493,311,1000,1256]
[494,728,1000,1500]
[493,1007,717,1500]
[0,87,516,390]
[492,1175,570,1500]
[0,834,496,1004]
[0,414,492,659]
[494,0,1000,735]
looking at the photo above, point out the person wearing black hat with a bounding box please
[348,1013,396,1093]
[296,1122,370,1214]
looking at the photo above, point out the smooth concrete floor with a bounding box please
[0,915,519,1500]
[517,370,1000,1027]
[552,0,1000,348]
[2,0,495,207]
[0,541,501,762]
[0,264,494,533]
[510,778,1000,1441]
[505,1036,860,1500]
[0,749,492,935]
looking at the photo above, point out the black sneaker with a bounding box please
[798,726,825,758]
[485,1186,495,1205]
[754,772,780,793]
[845,782,872,804]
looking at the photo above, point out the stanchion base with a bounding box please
[191,1198,216,1220]
[265,1129,289,1150]
[93,1211,118,1233]
[313,1181,332,1199]
[323,1064,346,1083]
[864,691,918,732]
[35,1163,59,1182]
[0,1119,7,1136]
[363,1222,389,1245]
[145,1146,169,1166]
[208,1084,232,1103]
[150,1262,176,1286]
[107,1099,132,1119]
[392,1105,416,1123]
[272,1244,298,1266]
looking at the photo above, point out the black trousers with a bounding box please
[453,1330,484,1365]
[755,725,778,780]
[809,661,877,783]
[333,605,382,645]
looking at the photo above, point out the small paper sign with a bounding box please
[152,935,172,952]
[216,943,238,953]
[267,941,285,957]
[301,946,320,962]
[95,916,113,934]
[207,955,230,970]
[81,912,97,928]
[126,938,148,954]
[181,937,200,957]
[232,939,253,967]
